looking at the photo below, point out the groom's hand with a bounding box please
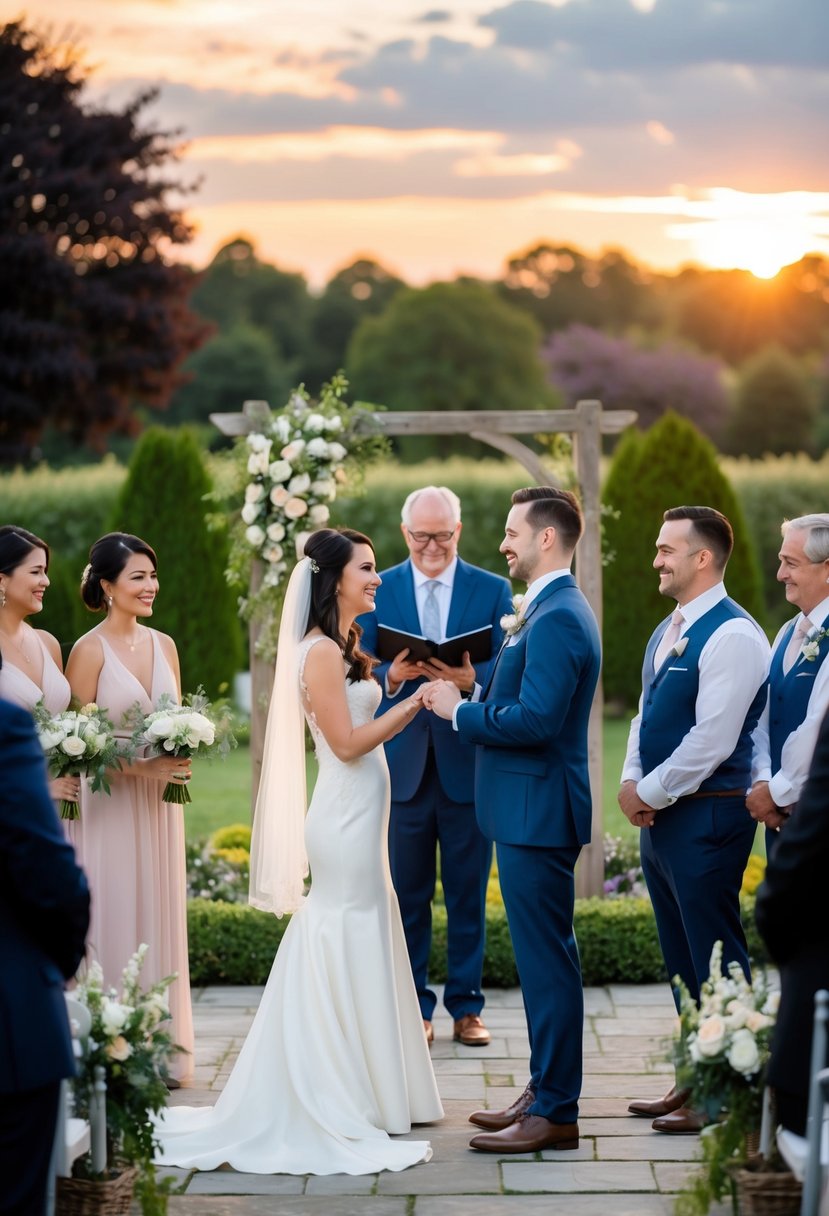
[424,679,462,719]
[618,780,657,829]
[417,651,475,693]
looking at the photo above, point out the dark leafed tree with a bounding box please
[0,21,208,464]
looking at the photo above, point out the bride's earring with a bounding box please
[107,595,113,608]
[0,586,5,608]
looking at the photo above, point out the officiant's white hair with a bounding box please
[401,485,461,526]
[782,514,829,564]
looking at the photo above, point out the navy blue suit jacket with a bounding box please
[455,575,601,847]
[0,699,90,1094]
[358,557,513,803]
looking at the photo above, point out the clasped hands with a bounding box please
[388,647,473,720]
[617,780,657,829]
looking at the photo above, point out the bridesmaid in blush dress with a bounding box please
[0,526,79,811]
[65,533,194,1083]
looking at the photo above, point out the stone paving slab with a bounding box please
[376,1159,502,1194]
[168,1201,408,1216]
[502,1160,658,1192]
[415,1196,677,1215]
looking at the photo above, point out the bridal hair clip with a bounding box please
[80,562,93,587]
[309,558,320,574]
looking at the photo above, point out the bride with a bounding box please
[155,528,443,1175]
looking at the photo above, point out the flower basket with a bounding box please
[56,1166,137,1216]
[728,1155,802,1216]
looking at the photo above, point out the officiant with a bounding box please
[358,485,512,1046]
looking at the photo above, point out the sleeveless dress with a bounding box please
[155,636,443,1175]
[0,634,71,716]
[67,628,194,1082]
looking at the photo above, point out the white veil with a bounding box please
[248,557,313,917]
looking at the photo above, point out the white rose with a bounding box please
[270,486,290,507]
[267,459,293,483]
[281,440,306,461]
[305,412,326,433]
[145,715,176,742]
[762,990,780,1017]
[266,522,286,542]
[245,524,266,548]
[295,531,312,559]
[271,415,291,442]
[310,478,336,500]
[241,502,261,525]
[696,1014,727,1057]
[245,483,265,504]
[81,724,103,753]
[284,497,309,520]
[60,735,87,758]
[263,544,284,563]
[725,1000,749,1030]
[38,728,65,751]
[246,432,271,454]
[324,414,343,432]
[101,998,130,1035]
[727,1028,760,1075]
[305,437,329,459]
[106,1035,132,1062]
[288,472,311,495]
[247,450,270,476]
[309,504,330,524]
[328,442,347,461]
[745,1010,772,1032]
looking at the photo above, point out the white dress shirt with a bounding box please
[622,582,770,809]
[751,593,829,807]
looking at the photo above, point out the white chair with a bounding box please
[775,989,829,1216]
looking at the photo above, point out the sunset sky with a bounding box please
[6,0,829,285]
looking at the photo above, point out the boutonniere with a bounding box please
[500,594,526,638]
[671,637,689,658]
[801,626,829,662]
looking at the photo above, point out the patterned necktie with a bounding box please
[422,580,441,642]
[782,618,810,675]
[654,609,684,670]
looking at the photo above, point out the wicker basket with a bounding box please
[730,1156,802,1216]
[56,1166,137,1216]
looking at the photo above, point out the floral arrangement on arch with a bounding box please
[227,374,388,659]
[673,940,780,1214]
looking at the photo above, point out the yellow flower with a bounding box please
[740,854,766,897]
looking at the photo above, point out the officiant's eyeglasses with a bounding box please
[406,529,456,546]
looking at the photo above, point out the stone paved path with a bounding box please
[161,983,726,1215]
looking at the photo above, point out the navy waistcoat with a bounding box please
[768,617,829,772]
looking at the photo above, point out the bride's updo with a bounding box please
[81,532,157,612]
[304,528,377,683]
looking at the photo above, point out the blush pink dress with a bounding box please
[0,633,71,716]
[68,628,194,1081]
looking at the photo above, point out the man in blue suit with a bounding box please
[426,487,601,1153]
[620,506,769,1134]
[359,485,513,1046]
[0,696,90,1216]
[748,513,829,850]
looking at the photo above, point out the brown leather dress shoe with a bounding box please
[652,1105,706,1134]
[469,1083,536,1130]
[470,1114,579,1153]
[423,1020,434,1045]
[628,1084,691,1118]
[453,1014,490,1046]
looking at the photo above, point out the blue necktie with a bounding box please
[422,581,441,642]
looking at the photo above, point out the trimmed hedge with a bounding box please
[187,894,767,988]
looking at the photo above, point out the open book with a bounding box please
[375,623,493,668]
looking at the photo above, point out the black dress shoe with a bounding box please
[469,1083,536,1130]
[470,1114,579,1153]
[628,1084,690,1118]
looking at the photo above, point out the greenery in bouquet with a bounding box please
[673,940,780,1215]
[71,944,179,1184]
[32,701,125,819]
[225,373,389,660]
[128,687,236,804]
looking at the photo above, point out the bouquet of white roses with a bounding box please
[32,701,124,820]
[129,687,235,805]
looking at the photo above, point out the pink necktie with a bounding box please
[782,618,810,675]
[654,609,684,670]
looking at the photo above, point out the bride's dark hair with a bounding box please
[303,528,377,683]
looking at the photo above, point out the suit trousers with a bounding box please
[0,1080,61,1215]
[388,750,492,1020]
[640,794,755,1009]
[497,841,583,1124]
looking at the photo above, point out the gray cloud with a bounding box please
[414,9,453,23]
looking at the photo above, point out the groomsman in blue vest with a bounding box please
[620,506,769,1134]
[426,487,601,1154]
[748,514,829,849]
[358,486,513,1046]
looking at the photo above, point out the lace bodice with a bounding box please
[298,635,382,765]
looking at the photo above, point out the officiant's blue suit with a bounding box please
[455,574,601,1123]
[358,557,512,1021]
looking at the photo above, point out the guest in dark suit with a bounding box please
[427,487,601,1153]
[358,486,512,1046]
[620,506,770,1134]
[756,706,829,1135]
[0,694,90,1216]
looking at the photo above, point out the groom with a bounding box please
[426,487,601,1153]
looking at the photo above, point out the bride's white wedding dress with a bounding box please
[155,637,443,1175]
